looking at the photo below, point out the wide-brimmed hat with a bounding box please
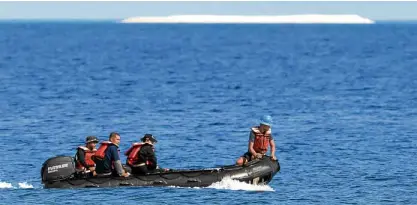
[141,134,158,143]
[86,136,99,143]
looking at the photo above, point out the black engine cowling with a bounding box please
[41,156,76,182]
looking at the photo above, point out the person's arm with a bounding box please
[110,146,128,176]
[270,138,276,160]
[76,149,89,168]
[248,141,256,156]
[114,160,125,176]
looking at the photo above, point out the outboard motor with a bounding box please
[41,156,76,183]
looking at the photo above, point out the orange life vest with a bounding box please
[93,141,113,161]
[75,146,96,170]
[252,127,271,154]
[124,142,144,166]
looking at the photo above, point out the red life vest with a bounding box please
[75,146,97,170]
[125,142,144,166]
[93,141,113,161]
[252,127,271,154]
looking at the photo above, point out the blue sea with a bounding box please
[0,22,416,204]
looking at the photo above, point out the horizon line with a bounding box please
[1,15,417,22]
[2,18,417,22]
[1,19,417,23]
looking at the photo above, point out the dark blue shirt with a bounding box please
[95,144,120,174]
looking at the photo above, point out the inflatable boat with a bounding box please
[41,156,280,189]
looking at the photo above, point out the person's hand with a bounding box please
[122,172,130,178]
[88,167,95,172]
[271,155,277,161]
[255,153,263,159]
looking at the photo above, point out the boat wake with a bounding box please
[168,177,274,192]
[0,181,34,189]
[1,178,273,191]
[207,177,274,192]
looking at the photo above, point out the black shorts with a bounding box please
[241,152,253,161]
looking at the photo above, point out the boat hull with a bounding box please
[43,157,280,189]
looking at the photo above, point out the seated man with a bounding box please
[236,115,277,166]
[125,134,168,174]
[94,132,130,177]
[75,136,99,175]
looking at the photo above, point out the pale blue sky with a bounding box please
[0,2,416,20]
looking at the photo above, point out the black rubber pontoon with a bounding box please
[41,156,280,189]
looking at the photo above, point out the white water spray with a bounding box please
[207,177,274,192]
[0,181,34,189]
